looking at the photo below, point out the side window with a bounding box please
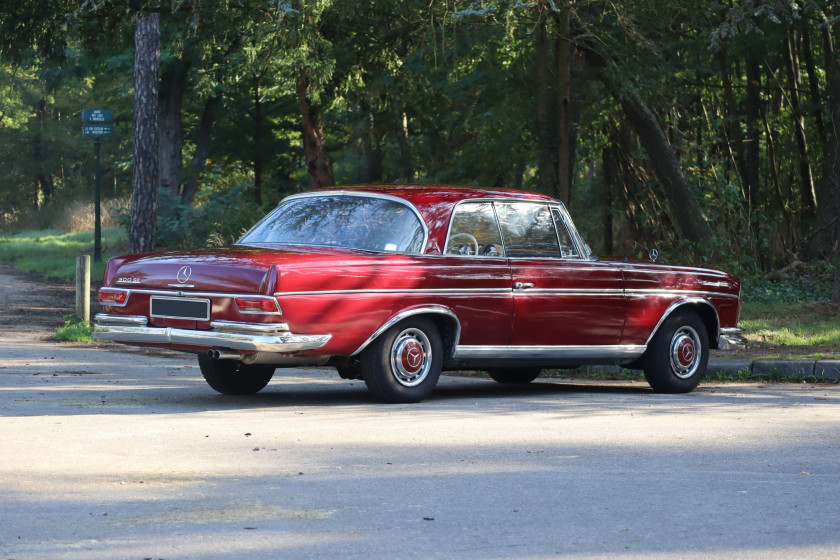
[551,206,580,258]
[446,202,505,257]
[496,202,561,258]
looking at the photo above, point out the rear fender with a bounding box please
[352,306,461,358]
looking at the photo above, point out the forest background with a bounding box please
[1,0,839,303]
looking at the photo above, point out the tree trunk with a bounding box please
[361,108,384,183]
[32,99,50,209]
[534,13,558,197]
[833,2,840,302]
[600,146,613,255]
[130,11,160,254]
[576,42,713,245]
[253,84,263,205]
[157,56,190,196]
[822,56,840,300]
[801,29,828,155]
[296,67,334,189]
[392,100,414,182]
[718,52,747,197]
[784,31,817,221]
[744,52,761,216]
[181,94,220,205]
[553,4,573,205]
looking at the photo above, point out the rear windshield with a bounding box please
[238,195,426,253]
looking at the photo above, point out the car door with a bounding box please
[439,201,513,347]
[496,201,626,347]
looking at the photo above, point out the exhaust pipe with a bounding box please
[207,349,329,366]
[207,349,241,360]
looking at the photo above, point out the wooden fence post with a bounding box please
[76,255,91,323]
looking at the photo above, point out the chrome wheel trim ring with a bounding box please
[389,327,432,387]
[669,326,701,379]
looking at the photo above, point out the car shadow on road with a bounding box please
[2,367,829,418]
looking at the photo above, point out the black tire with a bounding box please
[643,310,709,393]
[360,317,443,403]
[487,368,541,384]
[197,354,275,395]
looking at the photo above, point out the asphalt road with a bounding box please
[1,328,839,560]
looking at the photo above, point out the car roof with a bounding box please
[316,184,556,206]
[308,184,558,255]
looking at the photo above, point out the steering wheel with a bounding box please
[447,232,479,256]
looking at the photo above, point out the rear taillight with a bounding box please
[234,296,281,314]
[98,288,129,307]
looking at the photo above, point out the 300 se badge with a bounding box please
[94,185,744,403]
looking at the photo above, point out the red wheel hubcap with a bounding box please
[676,337,696,368]
[400,340,425,375]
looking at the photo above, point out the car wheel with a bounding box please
[197,354,275,395]
[643,310,709,393]
[487,368,541,384]
[360,318,443,403]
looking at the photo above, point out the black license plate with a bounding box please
[150,297,210,320]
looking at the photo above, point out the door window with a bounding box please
[496,202,560,258]
[551,206,581,258]
[445,202,505,257]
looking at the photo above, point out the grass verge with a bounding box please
[0,227,128,283]
[54,314,94,342]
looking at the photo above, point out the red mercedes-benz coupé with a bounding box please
[94,185,743,403]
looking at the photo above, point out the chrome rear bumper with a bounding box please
[718,327,747,350]
[93,314,331,353]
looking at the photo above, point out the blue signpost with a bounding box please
[82,109,113,262]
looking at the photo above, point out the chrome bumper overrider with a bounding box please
[718,327,747,349]
[93,314,331,353]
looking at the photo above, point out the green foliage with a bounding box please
[741,264,834,304]
[155,186,267,249]
[54,313,93,342]
[0,0,838,290]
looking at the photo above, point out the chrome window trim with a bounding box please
[237,190,430,255]
[453,344,646,361]
[549,204,585,259]
[494,200,565,260]
[351,306,462,357]
[550,202,589,260]
[443,198,589,262]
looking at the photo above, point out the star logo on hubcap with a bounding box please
[406,347,422,369]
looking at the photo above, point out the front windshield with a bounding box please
[238,194,426,253]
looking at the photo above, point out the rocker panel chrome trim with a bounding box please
[452,345,646,361]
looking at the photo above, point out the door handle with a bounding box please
[513,282,534,290]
